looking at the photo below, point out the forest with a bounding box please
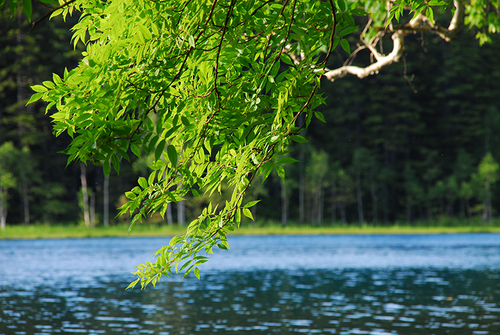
[1,2,500,230]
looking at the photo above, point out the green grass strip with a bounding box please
[1,221,500,240]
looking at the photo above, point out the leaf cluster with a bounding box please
[28,0,344,288]
[25,0,500,287]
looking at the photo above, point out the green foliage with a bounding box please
[29,0,346,288]
[466,0,500,44]
[0,142,18,190]
[20,0,500,288]
[0,142,19,228]
[477,152,499,186]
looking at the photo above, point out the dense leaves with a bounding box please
[29,0,343,288]
[10,0,500,288]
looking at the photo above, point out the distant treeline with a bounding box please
[1,8,500,227]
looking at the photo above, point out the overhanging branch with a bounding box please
[322,0,465,81]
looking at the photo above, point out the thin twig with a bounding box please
[29,0,77,33]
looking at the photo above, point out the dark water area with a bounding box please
[1,234,500,334]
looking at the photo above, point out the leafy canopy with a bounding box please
[25,0,499,288]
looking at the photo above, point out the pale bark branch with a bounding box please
[324,30,406,80]
[322,0,465,81]
[427,0,464,42]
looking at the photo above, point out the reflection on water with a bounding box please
[1,234,500,334]
[1,269,500,334]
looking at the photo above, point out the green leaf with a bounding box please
[138,24,152,40]
[428,0,447,5]
[103,160,111,177]
[52,73,63,86]
[337,0,347,12]
[314,111,326,123]
[155,139,165,161]
[131,144,141,158]
[148,171,156,186]
[235,207,241,225]
[138,177,147,189]
[276,164,285,183]
[244,200,260,208]
[9,0,17,17]
[275,157,299,165]
[290,135,308,143]
[243,207,254,220]
[280,53,294,65]
[167,145,178,167]
[340,39,351,54]
[23,0,32,22]
[31,85,48,93]
[38,0,58,4]
[426,7,434,23]
[50,8,63,19]
[26,92,43,105]
[181,116,191,127]
[147,135,159,154]
[188,35,195,48]
[111,155,120,174]
[339,26,357,38]
[194,267,200,280]
[43,81,55,89]
[126,278,140,290]
[125,191,136,200]
[350,8,367,16]
[260,161,275,182]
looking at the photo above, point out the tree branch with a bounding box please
[323,30,406,80]
[322,0,465,81]
[29,0,77,33]
[427,0,464,42]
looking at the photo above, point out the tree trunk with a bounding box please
[90,190,96,228]
[382,184,389,223]
[23,180,30,225]
[370,171,378,224]
[299,146,305,224]
[331,177,337,223]
[339,202,347,224]
[281,179,288,226]
[483,179,492,222]
[317,186,323,225]
[177,201,185,225]
[103,175,109,226]
[406,195,412,224]
[356,168,364,224]
[80,162,91,227]
[0,185,6,231]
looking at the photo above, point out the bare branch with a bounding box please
[323,30,406,80]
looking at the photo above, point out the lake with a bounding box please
[1,234,500,334]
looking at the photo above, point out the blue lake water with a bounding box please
[1,233,500,334]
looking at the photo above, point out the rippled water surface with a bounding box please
[1,234,500,334]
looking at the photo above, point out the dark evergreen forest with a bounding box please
[1,7,500,227]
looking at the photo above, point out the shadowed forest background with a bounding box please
[2,7,500,228]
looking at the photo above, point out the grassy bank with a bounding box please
[0,223,186,240]
[1,221,500,240]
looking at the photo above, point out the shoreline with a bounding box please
[1,223,500,240]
